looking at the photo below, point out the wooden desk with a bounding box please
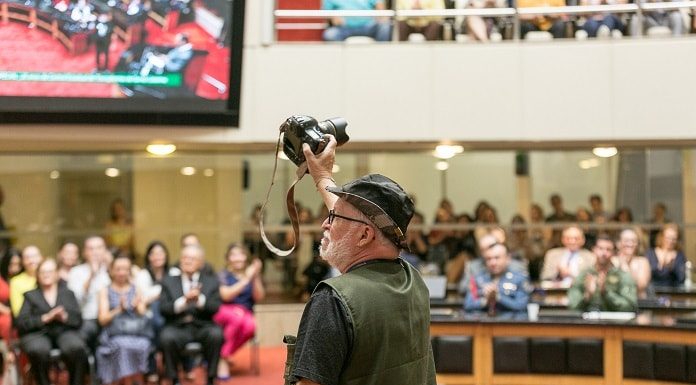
[431,313,696,385]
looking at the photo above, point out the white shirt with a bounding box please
[67,263,111,320]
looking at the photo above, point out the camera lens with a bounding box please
[319,118,349,145]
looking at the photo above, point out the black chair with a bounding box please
[623,341,654,379]
[530,338,566,374]
[687,345,696,383]
[654,343,687,383]
[431,336,473,373]
[493,337,529,373]
[567,339,603,376]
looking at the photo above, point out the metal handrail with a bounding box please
[273,3,696,20]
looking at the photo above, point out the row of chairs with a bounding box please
[19,338,260,385]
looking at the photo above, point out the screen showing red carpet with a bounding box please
[0,0,243,126]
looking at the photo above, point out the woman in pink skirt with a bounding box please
[214,243,264,378]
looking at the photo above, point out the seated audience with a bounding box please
[614,228,651,299]
[57,241,80,282]
[213,244,265,379]
[68,236,111,350]
[17,259,89,385]
[427,207,457,274]
[10,245,42,317]
[404,212,429,264]
[97,255,151,385]
[517,0,568,39]
[589,194,609,223]
[540,225,595,287]
[134,240,170,382]
[579,0,627,38]
[322,0,392,42]
[464,242,529,316]
[630,0,684,36]
[646,223,686,287]
[458,229,527,294]
[396,0,446,41]
[568,234,637,311]
[445,213,477,284]
[546,193,575,247]
[507,214,529,262]
[160,245,223,385]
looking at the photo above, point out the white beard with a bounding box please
[319,230,353,269]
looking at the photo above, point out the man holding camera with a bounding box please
[290,136,436,385]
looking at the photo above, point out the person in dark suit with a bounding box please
[159,244,223,385]
[17,258,89,385]
[94,11,114,72]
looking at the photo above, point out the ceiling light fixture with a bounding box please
[434,144,464,159]
[146,143,177,156]
[592,146,618,158]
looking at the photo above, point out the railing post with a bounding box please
[260,0,275,46]
[513,7,520,41]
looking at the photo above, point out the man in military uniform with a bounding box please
[464,241,529,316]
[568,234,637,312]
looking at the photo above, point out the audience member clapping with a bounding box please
[213,244,265,379]
[67,236,111,350]
[568,234,637,311]
[57,241,80,283]
[527,204,550,281]
[96,255,151,385]
[464,241,529,316]
[17,259,89,385]
[9,245,42,317]
[160,245,223,385]
[0,248,21,283]
[614,228,651,299]
[540,225,595,287]
[646,223,686,287]
[459,0,509,42]
[134,240,170,383]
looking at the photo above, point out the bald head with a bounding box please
[561,226,585,252]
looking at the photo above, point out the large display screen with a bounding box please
[0,0,243,126]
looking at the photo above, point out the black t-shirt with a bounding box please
[291,284,353,385]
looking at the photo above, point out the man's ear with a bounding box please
[357,225,375,247]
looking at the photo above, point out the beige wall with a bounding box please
[0,156,60,254]
[132,154,242,268]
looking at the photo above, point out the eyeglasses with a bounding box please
[327,209,370,226]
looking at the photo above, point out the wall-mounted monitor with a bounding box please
[0,0,244,126]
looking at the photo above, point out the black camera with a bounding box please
[280,115,349,166]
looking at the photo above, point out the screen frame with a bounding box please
[0,0,245,127]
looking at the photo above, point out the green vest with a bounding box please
[321,259,436,385]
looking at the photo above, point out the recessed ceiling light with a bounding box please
[332,164,341,173]
[49,170,60,179]
[146,143,177,156]
[592,146,618,158]
[181,166,196,176]
[105,168,120,177]
[203,168,215,177]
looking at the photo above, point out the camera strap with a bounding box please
[258,133,306,257]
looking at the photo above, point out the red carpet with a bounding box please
[0,17,230,99]
[183,345,287,385]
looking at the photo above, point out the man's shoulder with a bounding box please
[544,247,565,258]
